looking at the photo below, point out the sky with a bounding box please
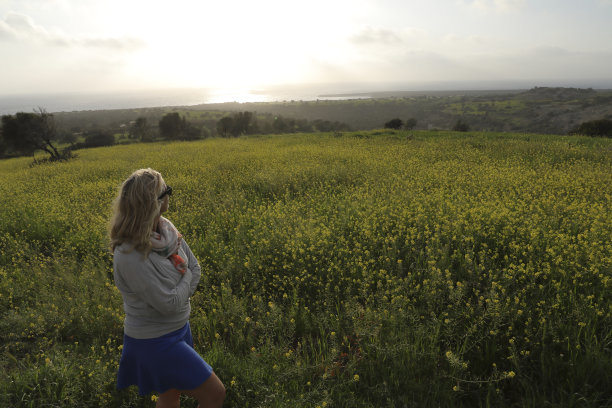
[1,0,612,96]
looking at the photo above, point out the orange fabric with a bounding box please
[169,253,186,275]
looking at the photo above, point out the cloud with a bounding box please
[350,26,403,45]
[74,36,146,51]
[0,12,146,50]
[459,0,526,13]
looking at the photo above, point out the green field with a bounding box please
[1,130,611,407]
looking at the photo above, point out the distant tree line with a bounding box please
[215,111,350,137]
[0,107,353,161]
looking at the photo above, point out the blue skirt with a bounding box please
[117,321,213,396]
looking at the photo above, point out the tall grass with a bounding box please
[0,130,610,407]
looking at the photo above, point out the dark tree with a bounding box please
[1,109,62,160]
[571,119,612,137]
[231,111,254,136]
[183,123,202,140]
[217,117,233,137]
[58,130,78,145]
[273,116,288,133]
[84,130,115,147]
[159,112,187,140]
[404,118,417,130]
[130,117,152,142]
[452,119,470,132]
[384,118,403,130]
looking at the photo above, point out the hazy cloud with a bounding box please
[460,0,526,12]
[74,36,146,50]
[0,12,146,50]
[529,46,575,57]
[350,26,403,45]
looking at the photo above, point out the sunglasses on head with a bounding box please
[158,185,172,200]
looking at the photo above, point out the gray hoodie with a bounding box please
[113,239,201,339]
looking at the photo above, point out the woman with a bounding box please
[110,168,225,408]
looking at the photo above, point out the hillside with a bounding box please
[198,87,612,134]
[50,87,612,137]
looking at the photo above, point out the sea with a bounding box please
[0,86,370,116]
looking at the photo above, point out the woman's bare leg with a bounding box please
[182,372,225,408]
[156,388,181,408]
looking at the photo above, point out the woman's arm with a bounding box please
[181,240,202,296]
[116,251,194,316]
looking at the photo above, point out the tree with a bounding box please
[404,118,417,130]
[384,118,403,130]
[130,117,152,142]
[273,116,288,133]
[1,109,63,160]
[452,119,470,132]
[159,112,187,140]
[230,111,254,136]
[217,117,233,137]
[183,123,202,140]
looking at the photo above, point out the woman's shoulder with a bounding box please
[114,243,148,265]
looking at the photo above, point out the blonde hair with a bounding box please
[110,168,166,254]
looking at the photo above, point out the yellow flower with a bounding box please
[151,395,158,402]
[353,374,360,382]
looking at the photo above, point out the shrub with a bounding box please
[384,118,403,129]
[570,119,612,137]
[84,131,116,147]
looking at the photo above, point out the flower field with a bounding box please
[0,130,610,407]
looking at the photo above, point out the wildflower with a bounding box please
[353,374,360,382]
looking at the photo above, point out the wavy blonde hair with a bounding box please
[110,168,166,254]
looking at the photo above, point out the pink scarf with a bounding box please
[150,217,186,274]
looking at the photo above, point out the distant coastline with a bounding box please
[2,80,611,116]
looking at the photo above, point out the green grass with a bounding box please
[1,130,611,407]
